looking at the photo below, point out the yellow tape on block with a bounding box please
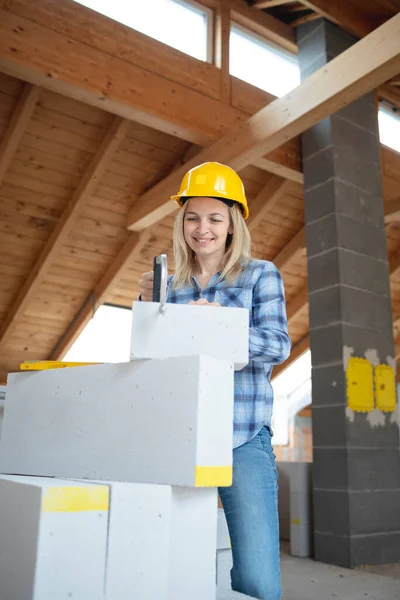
[20,361,101,371]
[195,466,232,487]
[346,356,374,412]
[41,486,109,513]
[291,518,301,525]
[374,364,397,413]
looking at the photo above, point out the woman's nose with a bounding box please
[195,220,210,234]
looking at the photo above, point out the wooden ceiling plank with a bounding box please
[49,230,151,360]
[300,0,377,38]
[0,116,131,350]
[127,13,400,231]
[247,176,289,232]
[0,82,40,184]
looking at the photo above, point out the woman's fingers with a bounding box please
[139,271,154,302]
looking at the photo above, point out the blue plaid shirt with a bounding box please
[167,259,291,449]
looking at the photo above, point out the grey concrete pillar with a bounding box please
[297,19,400,568]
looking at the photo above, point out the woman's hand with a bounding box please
[138,271,154,302]
[189,298,221,307]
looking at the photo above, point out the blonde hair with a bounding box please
[172,201,252,289]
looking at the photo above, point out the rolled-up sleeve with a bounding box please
[248,262,291,364]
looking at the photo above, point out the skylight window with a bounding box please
[229,24,300,98]
[73,0,211,62]
[378,105,400,153]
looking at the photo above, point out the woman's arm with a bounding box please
[248,262,291,364]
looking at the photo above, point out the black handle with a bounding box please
[153,256,162,302]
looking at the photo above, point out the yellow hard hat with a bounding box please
[171,161,249,219]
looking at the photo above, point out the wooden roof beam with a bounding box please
[0,6,300,183]
[300,0,377,38]
[50,231,151,360]
[0,82,40,184]
[379,84,400,111]
[252,1,298,10]
[127,13,400,231]
[0,116,131,350]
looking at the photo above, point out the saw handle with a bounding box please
[152,254,168,312]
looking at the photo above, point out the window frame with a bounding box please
[230,21,299,69]
[174,0,214,63]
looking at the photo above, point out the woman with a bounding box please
[139,161,291,600]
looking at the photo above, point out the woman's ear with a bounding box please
[228,223,234,235]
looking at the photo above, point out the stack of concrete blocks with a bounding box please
[0,301,255,600]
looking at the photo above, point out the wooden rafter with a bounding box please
[215,0,296,52]
[214,4,231,104]
[300,0,377,38]
[50,231,152,360]
[252,0,297,9]
[247,176,289,232]
[127,12,400,231]
[0,116,131,350]
[379,83,400,111]
[384,196,400,223]
[0,6,300,183]
[0,83,40,184]
[273,227,305,271]
[286,284,308,324]
[290,12,322,28]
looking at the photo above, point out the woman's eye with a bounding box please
[211,219,222,223]
[186,217,197,221]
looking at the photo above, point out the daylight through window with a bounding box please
[72,0,211,62]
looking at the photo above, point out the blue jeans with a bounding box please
[218,426,281,600]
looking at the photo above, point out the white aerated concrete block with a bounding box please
[0,475,108,600]
[0,357,233,487]
[130,301,249,370]
[217,507,231,550]
[216,549,233,589]
[102,482,217,600]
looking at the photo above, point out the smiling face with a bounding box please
[183,197,233,262]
